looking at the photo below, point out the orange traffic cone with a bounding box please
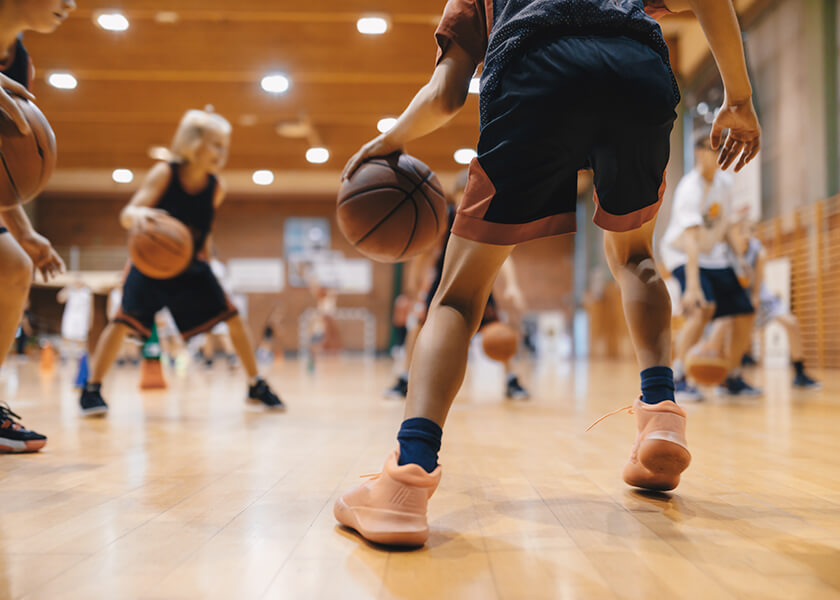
[39,340,57,373]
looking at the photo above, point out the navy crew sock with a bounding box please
[397,417,442,473]
[640,366,675,405]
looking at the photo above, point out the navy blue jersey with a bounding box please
[157,162,217,257]
[435,0,678,126]
[0,36,33,89]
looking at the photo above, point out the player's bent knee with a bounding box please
[2,247,34,292]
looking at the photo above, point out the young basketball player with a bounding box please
[662,135,761,399]
[336,0,760,546]
[384,170,530,400]
[79,109,285,416]
[0,0,74,452]
[723,223,820,389]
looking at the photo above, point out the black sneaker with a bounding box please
[0,404,46,453]
[384,376,408,399]
[793,372,822,390]
[741,353,757,367]
[717,376,763,397]
[248,378,286,411]
[79,383,109,417]
[505,376,530,400]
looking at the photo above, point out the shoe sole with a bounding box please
[246,397,287,412]
[333,497,428,547]
[0,439,46,453]
[80,406,108,418]
[628,439,692,492]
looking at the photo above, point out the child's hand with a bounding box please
[128,206,168,232]
[0,73,35,136]
[341,135,403,182]
[17,231,64,281]
[711,95,761,172]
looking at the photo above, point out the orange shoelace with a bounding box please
[585,405,633,432]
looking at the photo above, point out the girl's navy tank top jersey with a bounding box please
[156,162,217,257]
[1,36,32,88]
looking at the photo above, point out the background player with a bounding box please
[384,170,530,400]
[78,108,285,416]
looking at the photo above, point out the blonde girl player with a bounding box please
[0,0,73,452]
[334,0,760,547]
[79,109,285,416]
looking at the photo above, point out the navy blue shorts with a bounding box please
[115,260,237,340]
[453,36,678,245]
[672,265,754,319]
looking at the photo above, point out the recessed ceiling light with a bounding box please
[357,16,388,35]
[454,148,477,165]
[306,147,330,164]
[112,169,133,183]
[96,12,129,31]
[377,117,397,133]
[261,74,290,94]
[469,78,480,94]
[252,170,274,186]
[48,72,77,89]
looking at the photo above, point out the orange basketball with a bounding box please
[129,215,194,279]
[337,153,446,262]
[685,352,728,386]
[0,97,57,207]
[481,322,519,363]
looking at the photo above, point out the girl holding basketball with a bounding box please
[79,109,285,416]
[0,0,74,452]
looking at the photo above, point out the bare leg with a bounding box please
[89,322,131,383]
[775,314,804,361]
[0,234,33,368]
[699,317,734,357]
[402,322,421,373]
[405,236,513,426]
[603,219,671,369]
[725,314,755,370]
[226,315,259,379]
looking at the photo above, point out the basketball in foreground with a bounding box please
[0,97,57,207]
[337,153,446,262]
[481,322,519,363]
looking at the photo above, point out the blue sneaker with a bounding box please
[718,376,763,397]
[675,378,703,402]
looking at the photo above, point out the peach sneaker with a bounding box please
[334,449,441,546]
[588,397,690,491]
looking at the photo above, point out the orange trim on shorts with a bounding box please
[452,211,577,245]
[114,310,152,339]
[177,297,238,341]
[592,169,667,233]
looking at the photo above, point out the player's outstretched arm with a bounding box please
[685,0,761,171]
[342,43,477,180]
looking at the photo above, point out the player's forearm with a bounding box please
[0,204,36,240]
[384,84,464,148]
[688,0,752,102]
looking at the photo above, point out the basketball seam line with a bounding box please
[0,151,21,203]
[339,184,414,206]
[353,171,433,249]
[397,195,419,260]
[400,159,441,234]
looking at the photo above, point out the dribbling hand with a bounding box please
[711,95,761,172]
[341,135,403,182]
[0,73,34,136]
[18,231,65,281]
[130,207,169,233]
[681,286,708,314]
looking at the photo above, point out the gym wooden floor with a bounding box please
[1,355,838,599]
